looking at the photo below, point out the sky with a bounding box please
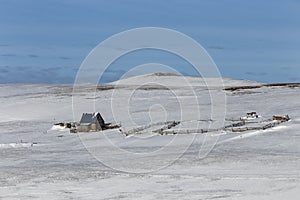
[0,0,299,84]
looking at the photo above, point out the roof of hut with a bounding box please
[80,112,104,125]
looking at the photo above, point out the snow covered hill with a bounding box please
[110,72,261,87]
[0,74,299,199]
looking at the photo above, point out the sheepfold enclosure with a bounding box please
[119,113,290,136]
[54,112,290,135]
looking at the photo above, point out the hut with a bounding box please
[247,112,258,118]
[241,112,259,120]
[76,112,105,132]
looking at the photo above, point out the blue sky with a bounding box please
[0,0,299,84]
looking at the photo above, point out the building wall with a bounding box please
[77,122,102,132]
[77,125,91,132]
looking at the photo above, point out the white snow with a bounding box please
[0,74,299,199]
[0,143,33,149]
[50,125,67,131]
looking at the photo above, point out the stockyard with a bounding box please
[1,73,300,199]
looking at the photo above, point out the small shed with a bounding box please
[247,112,258,118]
[76,112,105,132]
[273,115,290,122]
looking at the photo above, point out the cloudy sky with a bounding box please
[0,0,299,83]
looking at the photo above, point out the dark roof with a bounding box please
[80,113,103,124]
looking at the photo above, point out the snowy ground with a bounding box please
[0,74,299,199]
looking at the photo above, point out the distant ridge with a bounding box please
[108,73,261,88]
[225,82,300,91]
[150,72,180,77]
